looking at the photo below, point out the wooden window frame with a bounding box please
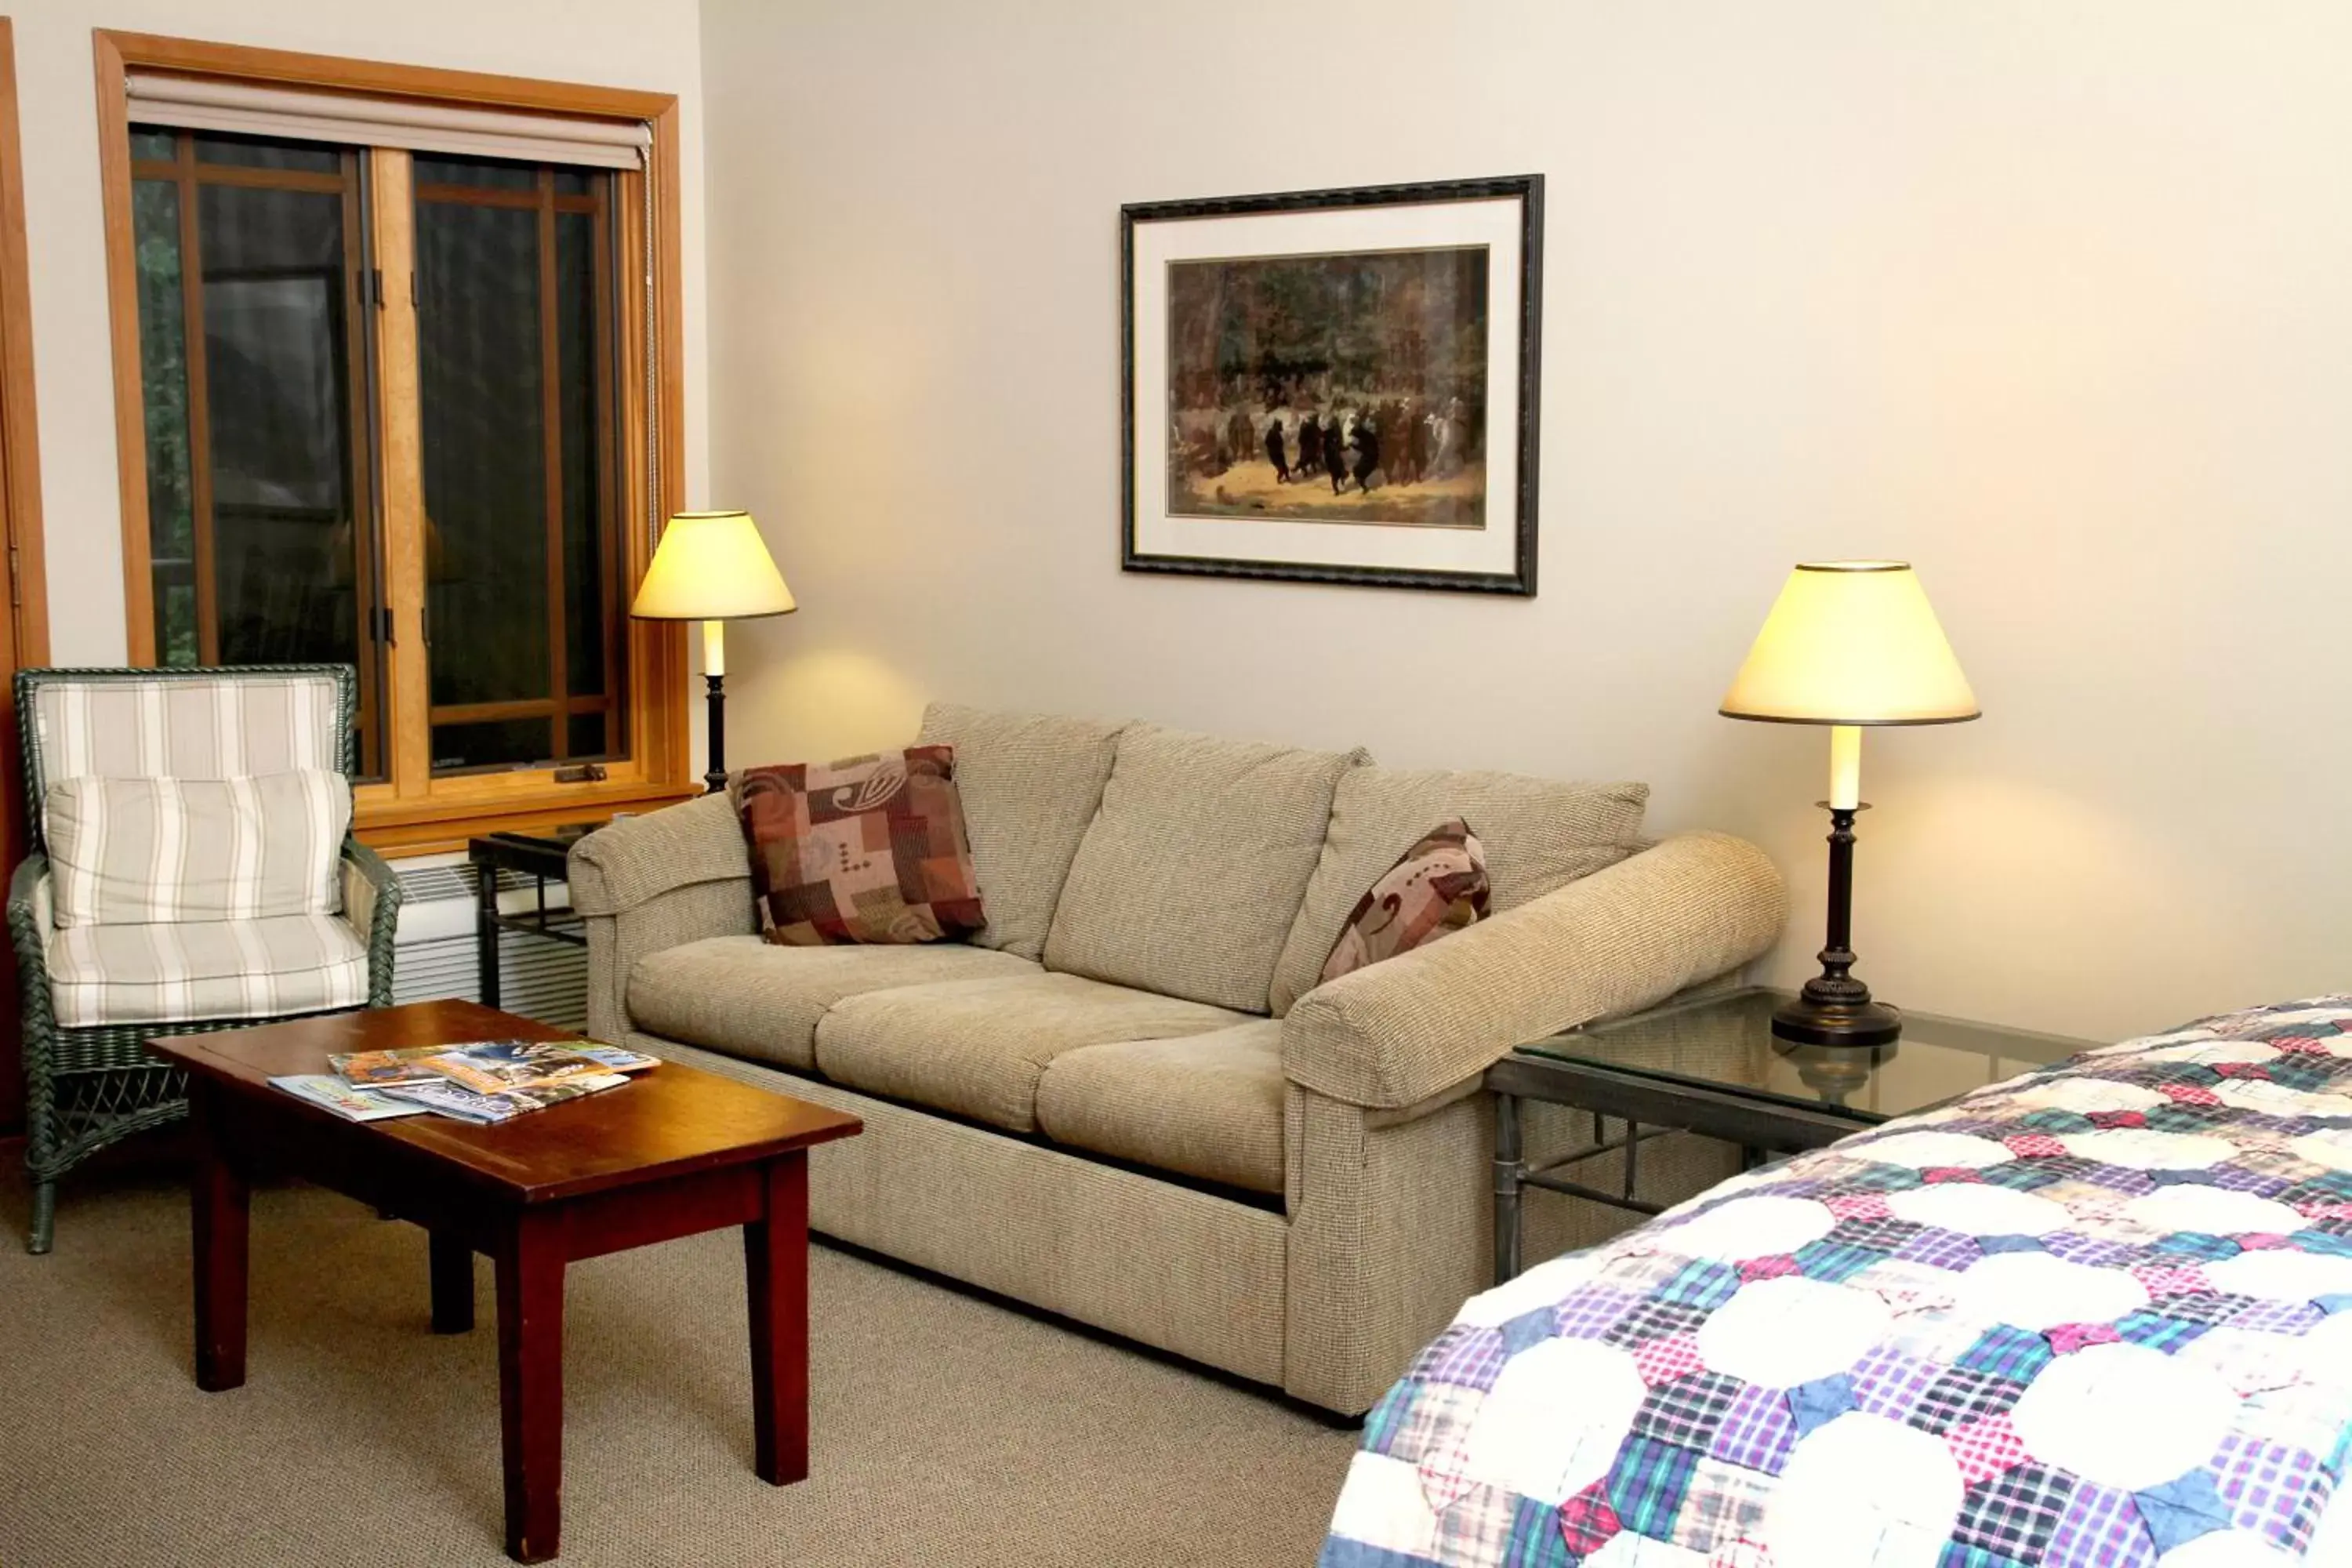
[94,31,691,855]
[0,17,55,1136]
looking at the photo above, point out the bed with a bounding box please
[1319,997,2352,1566]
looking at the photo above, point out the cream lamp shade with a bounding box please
[630,510,797,622]
[1719,561,1977,726]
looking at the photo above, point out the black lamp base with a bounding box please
[1778,800,1904,1049]
[1772,992,1902,1048]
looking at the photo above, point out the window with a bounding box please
[99,36,689,851]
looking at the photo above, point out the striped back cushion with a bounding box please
[31,674,342,787]
[44,772,351,927]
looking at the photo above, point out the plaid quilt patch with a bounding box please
[1321,997,2352,1567]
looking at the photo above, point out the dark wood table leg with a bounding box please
[476,860,503,1011]
[191,1086,250,1392]
[430,1229,475,1334]
[496,1212,565,1563]
[744,1152,811,1485]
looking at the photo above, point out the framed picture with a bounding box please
[1122,174,1542,596]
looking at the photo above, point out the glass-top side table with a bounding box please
[1483,985,2097,1282]
[466,820,614,1011]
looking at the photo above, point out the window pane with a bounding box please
[196,132,340,174]
[567,711,612,761]
[414,155,536,192]
[128,132,383,779]
[418,158,622,775]
[198,184,368,676]
[434,719,553,773]
[132,177,198,668]
[129,125,176,162]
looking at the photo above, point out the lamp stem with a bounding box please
[1771,791,1903,1047]
[702,619,728,794]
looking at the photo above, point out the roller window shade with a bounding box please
[124,73,649,169]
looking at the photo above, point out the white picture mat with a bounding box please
[1131,196,1525,577]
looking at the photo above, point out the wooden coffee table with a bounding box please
[151,1000,862,1563]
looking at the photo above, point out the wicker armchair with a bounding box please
[9,665,401,1253]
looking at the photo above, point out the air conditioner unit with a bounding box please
[390,860,587,1033]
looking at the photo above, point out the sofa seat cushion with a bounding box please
[48,913,366,1028]
[1044,722,1368,1013]
[813,971,1249,1133]
[1269,765,1650,1015]
[916,703,1127,961]
[1035,1020,1286,1195]
[627,936,1038,1070]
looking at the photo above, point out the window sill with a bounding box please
[357,777,705,857]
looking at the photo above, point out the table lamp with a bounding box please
[630,510,797,793]
[1720,561,1978,1047]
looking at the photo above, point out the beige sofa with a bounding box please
[571,704,1787,1414]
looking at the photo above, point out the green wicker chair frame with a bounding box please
[7,664,402,1253]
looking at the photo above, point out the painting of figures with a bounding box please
[1123,175,1541,595]
[1165,247,1490,530]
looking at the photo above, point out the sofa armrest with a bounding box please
[1280,831,1787,1111]
[568,792,750,918]
[339,837,404,1006]
[7,851,49,978]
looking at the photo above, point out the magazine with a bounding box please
[419,1040,650,1096]
[381,1073,630,1125]
[268,1073,430,1123]
[332,1039,657,1091]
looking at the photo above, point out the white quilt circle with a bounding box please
[2119,1186,2303,1238]
[2010,1342,2238,1490]
[1887,1183,2072,1238]
[2288,1129,2352,1173]
[1849,1131,2016,1171]
[2213,1079,2352,1119]
[1465,1337,1646,1504]
[1955,1252,2149,1330]
[1654,1195,1836,1261]
[2056,1129,2236,1171]
[2140,1040,2279,1065]
[1584,1534,1711,1566]
[2156,1529,2301,1566]
[1696,1275,1889,1388]
[1765,1412,1960,1568]
[2204,1250,2352,1302]
[2009,1076,2167,1114]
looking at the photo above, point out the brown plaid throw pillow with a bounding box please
[1319,818,1489,985]
[738,746,985,946]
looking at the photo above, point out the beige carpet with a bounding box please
[0,1163,1359,1567]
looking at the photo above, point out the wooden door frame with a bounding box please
[0,16,53,1137]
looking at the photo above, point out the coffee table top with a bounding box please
[151,1000,861,1203]
[1512,985,2096,1128]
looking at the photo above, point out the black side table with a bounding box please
[466,823,609,1011]
[1485,986,2094,1283]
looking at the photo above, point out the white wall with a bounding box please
[699,0,2352,1044]
[11,0,709,666]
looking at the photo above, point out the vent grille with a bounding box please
[390,863,588,1034]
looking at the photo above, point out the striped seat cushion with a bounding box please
[44,773,350,927]
[46,913,368,1028]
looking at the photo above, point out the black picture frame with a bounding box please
[1121,174,1543,597]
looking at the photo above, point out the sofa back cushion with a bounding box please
[916,702,1128,961]
[1267,766,1650,1016]
[1044,722,1367,1013]
[45,771,350,927]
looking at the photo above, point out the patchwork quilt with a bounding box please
[1320,998,2352,1567]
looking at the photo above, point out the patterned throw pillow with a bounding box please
[737,746,985,946]
[1319,818,1490,985]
